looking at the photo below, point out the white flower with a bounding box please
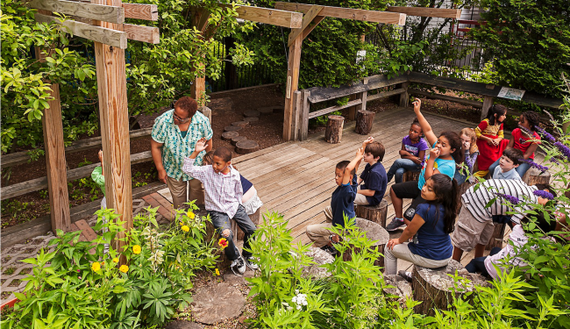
[296,305,302,310]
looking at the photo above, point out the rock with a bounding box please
[383,274,412,298]
[163,320,203,329]
[243,109,260,117]
[243,116,259,123]
[224,125,242,132]
[302,246,334,279]
[192,282,246,324]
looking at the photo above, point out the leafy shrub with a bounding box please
[1,203,217,328]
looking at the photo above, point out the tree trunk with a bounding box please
[486,223,506,250]
[522,167,550,186]
[325,115,344,144]
[342,218,389,268]
[355,199,389,227]
[355,110,375,135]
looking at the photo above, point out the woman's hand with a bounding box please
[386,238,401,250]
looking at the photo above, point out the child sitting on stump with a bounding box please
[355,137,388,206]
[183,138,258,275]
[306,146,364,255]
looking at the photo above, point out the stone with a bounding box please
[163,320,204,329]
[224,125,242,132]
[243,109,260,117]
[302,246,335,279]
[192,282,246,325]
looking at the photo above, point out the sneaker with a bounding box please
[398,270,413,282]
[386,218,406,232]
[244,256,259,271]
[230,256,246,275]
[321,245,338,256]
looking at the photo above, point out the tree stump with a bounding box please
[355,199,389,227]
[243,109,260,117]
[231,136,248,146]
[243,116,259,123]
[235,140,260,154]
[302,246,335,279]
[232,121,249,128]
[224,125,242,132]
[522,167,551,186]
[486,223,506,250]
[221,131,239,141]
[355,110,375,135]
[403,171,420,182]
[324,115,344,144]
[412,260,489,316]
[342,218,389,268]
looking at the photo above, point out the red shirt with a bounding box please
[511,128,541,159]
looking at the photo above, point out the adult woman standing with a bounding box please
[151,96,213,209]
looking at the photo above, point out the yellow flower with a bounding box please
[215,268,220,276]
[112,258,119,263]
[119,265,129,273]
[91,262,101,272]
[181,225,190,232]
[133,245,141,254]
[180,221,184,226]
[187,211,195,219]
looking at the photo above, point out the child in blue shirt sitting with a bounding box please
[355,137,388,207]
[306,145,364,255]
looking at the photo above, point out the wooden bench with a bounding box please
[342,218,389,268]
[355,199,389,227]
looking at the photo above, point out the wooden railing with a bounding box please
[294,72,563,141]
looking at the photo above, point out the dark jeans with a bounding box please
[492,215,514,229]
[209,205,256,261]
[465,247,502,277]
[387,158,422,184]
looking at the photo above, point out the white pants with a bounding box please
[384,242,450,275]
[354,193,370,206]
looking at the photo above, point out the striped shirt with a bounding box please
[462,179,537,224]
[182,157,243,218]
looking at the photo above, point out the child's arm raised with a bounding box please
[182,138,208,178]
[342,147,364,185]
[413,99,437,146]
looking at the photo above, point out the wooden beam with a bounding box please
[93,0,132,257]
[308,99,362,119]
[302,15,324,39]
[228,4,303,28]
[193,7,211,34]
[283,36,303,141]
[288,5,323,46]
[123,3,158,21]
[386,6,461,19]
[275,2,406,25]
[29,0,125,24]
[123,23,159,43]
[35,13,127,49]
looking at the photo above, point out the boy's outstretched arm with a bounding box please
[342,147,364,185]
[182,138,208,178]
[413,99,437,146]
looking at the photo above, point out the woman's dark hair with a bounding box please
[521,111,540,132]
[439,131,464,164]
[428,174,459,234]
[487,104,507,125]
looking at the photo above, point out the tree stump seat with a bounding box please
[486,222,507,250]
[325,115,344,144]
[355,109,375,135]
[412,260,490,316]
[355,199,389,227]
[522,167,551,186]
[342,218,389,268]
[403,171,420,182]
[231,208,261,241]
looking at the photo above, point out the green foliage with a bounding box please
[0,203,217,328]
[469,0,570,98]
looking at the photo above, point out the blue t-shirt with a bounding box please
[359,162,387,206]
[408,203,452,260]
[417,142,456,190]
[331,183,357,227]
[240,175,253,193]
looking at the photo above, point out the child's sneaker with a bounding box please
[321,245,338,256]
[230,256,246,275]
[386,218,406,232]
[398,270,413,282]
[244,256,259,271]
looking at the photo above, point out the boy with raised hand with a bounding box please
[182,138,257,275]
[355,137,387,206]
[306,146,364,255]
[492,148,524,180]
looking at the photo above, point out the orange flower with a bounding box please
[218,238,228,249]
[119,265,129,273]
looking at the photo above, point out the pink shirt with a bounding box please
[182,157,243,218]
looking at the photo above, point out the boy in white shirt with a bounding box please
[492,148,524,180]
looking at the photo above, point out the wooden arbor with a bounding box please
[274,2,462,141]
[28,0,160,251]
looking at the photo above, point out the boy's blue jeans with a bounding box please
[209,205,256,260]
[387,158,422,184]
[488,158,531,178]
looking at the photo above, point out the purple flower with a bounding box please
[496,193,520,205]
[533,190,554,200]
[520,159,548,172]
[549,157,560,165]
[535,126,556,143]
[518,125,534,137]
[554,142,570,162]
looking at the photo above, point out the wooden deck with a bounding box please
[233,107,470,246]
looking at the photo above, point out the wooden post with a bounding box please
[291,90,302,141]
[325,115,344,144]
[283,36,303,141]
[299,89,310,141]
[481,96,494,121]
[191,64,206,103]
[399,82,409,107]
[93,0,132,254]
[350,77,368,121]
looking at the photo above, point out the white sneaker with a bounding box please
[230,256,246,275]
[244,256,259,271]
